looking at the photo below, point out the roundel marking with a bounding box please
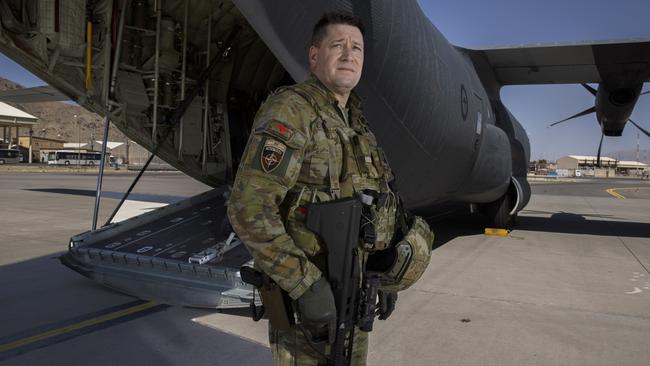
[461,84,469,120]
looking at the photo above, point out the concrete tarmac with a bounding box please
[1,172,649,365]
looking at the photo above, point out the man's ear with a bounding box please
[308,46,318,68]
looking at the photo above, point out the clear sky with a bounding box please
[417,0,650,161]
[1,0,649,161]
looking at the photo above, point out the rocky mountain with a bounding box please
[0,77,126,146]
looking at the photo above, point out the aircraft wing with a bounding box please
[465,38,650,85]
[0,85,69,103]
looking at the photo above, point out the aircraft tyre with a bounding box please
[483,194,512,229]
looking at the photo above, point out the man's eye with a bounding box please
[332,44,342,48]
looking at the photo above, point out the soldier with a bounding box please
[228,11,433,366]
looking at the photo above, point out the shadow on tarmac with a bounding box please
[429,210,650,251]
[429,213,485,250]
[24,188,187,204]
[0,254,271,365]
[517,212,650,238]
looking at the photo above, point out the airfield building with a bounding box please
[616,160,650,177]
[556,155,617,177]
[0,101,38,162]
[16,136,66,162]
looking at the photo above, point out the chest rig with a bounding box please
[280,81,397,254]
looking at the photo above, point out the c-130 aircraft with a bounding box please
[1,0,648,308]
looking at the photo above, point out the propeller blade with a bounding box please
[596,133,604,167]
[629,119,650,138]
[549,106,597,127]
[581,83,598,96]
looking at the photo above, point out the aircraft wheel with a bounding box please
[483,194,512,229]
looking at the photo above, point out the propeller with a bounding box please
[548,85,648,127]
[596,133,604,167]
[581,83,598,96]
[549,106,596,126]
[547,85,649,167]
[629,119,650,138]
[547,84,599,127]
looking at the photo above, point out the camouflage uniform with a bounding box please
[228,76,396,366]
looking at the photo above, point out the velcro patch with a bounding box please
[255,120,306,149]
[271,122,294,140]
[261,139,287,173]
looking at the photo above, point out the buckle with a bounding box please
[329,187,341,199]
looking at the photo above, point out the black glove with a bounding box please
[297,277,336,341]
[377,290,398,320]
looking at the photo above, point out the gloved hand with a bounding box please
[297,277,337,341]
[377,290,398,320]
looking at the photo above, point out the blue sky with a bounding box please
[418,0,650,161]
[1,0,649,161]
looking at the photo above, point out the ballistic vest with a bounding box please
[278,78,397,256]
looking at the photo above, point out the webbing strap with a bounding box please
[326,134,341,199]
[286,85,342,199]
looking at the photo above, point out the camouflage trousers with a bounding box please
[269,323,368,366]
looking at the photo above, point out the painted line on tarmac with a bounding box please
[606,188,626,199]
[0,300,169,361]
[606,186,650,199]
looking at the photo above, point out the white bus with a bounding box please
[47,150,103,166]
[0,149,22,164]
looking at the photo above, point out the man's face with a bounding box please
[309,24,364,96]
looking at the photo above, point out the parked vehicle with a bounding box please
[46,150,102,166]
[0,149,21,164]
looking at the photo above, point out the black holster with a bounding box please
[240,266,294,331]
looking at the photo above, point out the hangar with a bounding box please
[0,101,38,163]
[556,155,617,177]
[557,155,649,178]
[616,160,650,177]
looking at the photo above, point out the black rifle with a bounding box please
[306,197,380,366]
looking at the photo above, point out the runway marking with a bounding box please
[0,300,167,361]
[606,186,650,199]
[625,287,642,295]
[606,188,626,199]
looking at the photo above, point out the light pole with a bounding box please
[75,114,80,167]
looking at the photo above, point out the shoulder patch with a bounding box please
[267,122,295,141]
[255,120,307,149]
[261,139,287,173]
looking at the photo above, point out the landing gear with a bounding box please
[481,194,513,229]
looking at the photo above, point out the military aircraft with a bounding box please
[1,0,649,308]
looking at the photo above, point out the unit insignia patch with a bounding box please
[261,139,287,173]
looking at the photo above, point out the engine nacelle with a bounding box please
[596,83,643,136]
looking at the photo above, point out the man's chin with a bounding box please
[333,78,360,91]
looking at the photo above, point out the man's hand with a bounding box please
[377,290,398,320]
[297,277,336,341]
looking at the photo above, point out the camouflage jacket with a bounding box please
[228,76,395,299]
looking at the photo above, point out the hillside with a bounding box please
[0,77,125,145]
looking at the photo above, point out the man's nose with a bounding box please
[340,45,353,60]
